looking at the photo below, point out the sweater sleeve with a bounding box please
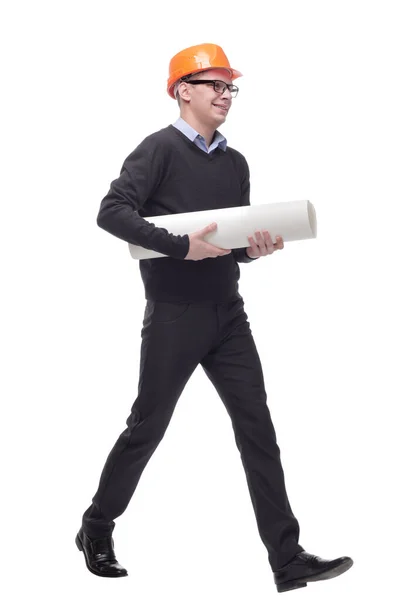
[231,154,260,264]
[96,137,190,260]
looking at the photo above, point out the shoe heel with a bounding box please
[277,580,307,593]
[75,534,83,551]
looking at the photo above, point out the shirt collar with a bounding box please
[173,117,227,151]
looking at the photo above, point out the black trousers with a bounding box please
[81,295,304,571]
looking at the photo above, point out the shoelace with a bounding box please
[91,537,115,560]
[299,553,323,566]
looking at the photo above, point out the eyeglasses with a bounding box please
[182,79,239,98]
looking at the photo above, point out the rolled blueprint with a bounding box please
[128,200,317,260]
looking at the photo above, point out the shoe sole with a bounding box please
[276,558,353,593]
[75,533,128,578]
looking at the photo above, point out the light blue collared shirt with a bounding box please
[172,117,227,154]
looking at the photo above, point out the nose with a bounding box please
[220,86,233,100]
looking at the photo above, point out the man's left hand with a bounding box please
[245,230,284,259]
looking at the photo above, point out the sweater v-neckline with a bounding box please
[168,124,224,160]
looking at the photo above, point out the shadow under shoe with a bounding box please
[75,527,128,577]
[273,550,353,593]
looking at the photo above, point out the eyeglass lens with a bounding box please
[214,81,238,96]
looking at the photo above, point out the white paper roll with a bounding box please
[128,200,317,260]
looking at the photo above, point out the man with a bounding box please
[76,43,353,593]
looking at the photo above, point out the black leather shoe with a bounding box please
[75,527,128,577]
[273,551,353,593]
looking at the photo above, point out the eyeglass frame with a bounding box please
[179,78,239,97]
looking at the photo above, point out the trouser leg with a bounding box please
[200,297,304,571]
[82,300,215,539]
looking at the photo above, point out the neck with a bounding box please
[179,112,216,147]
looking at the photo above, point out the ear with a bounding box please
[178,81,191,103]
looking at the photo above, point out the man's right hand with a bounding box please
[184,222,232,261]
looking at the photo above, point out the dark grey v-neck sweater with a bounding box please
[97,124,257,302]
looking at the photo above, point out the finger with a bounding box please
[254,230,268,255]
[275,235,284,250]
[263,230,275,254]
[205,241,230,256]
[248,235,260,256]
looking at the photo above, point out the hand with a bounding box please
[245,230,284,258]
[185,222,232,261]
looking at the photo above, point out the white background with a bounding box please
[1,1,400,599]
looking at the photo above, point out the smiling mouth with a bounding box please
[213,104,229,112]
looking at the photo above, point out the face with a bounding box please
[178,68,235,127]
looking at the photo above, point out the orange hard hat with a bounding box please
[167,43,243,99]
